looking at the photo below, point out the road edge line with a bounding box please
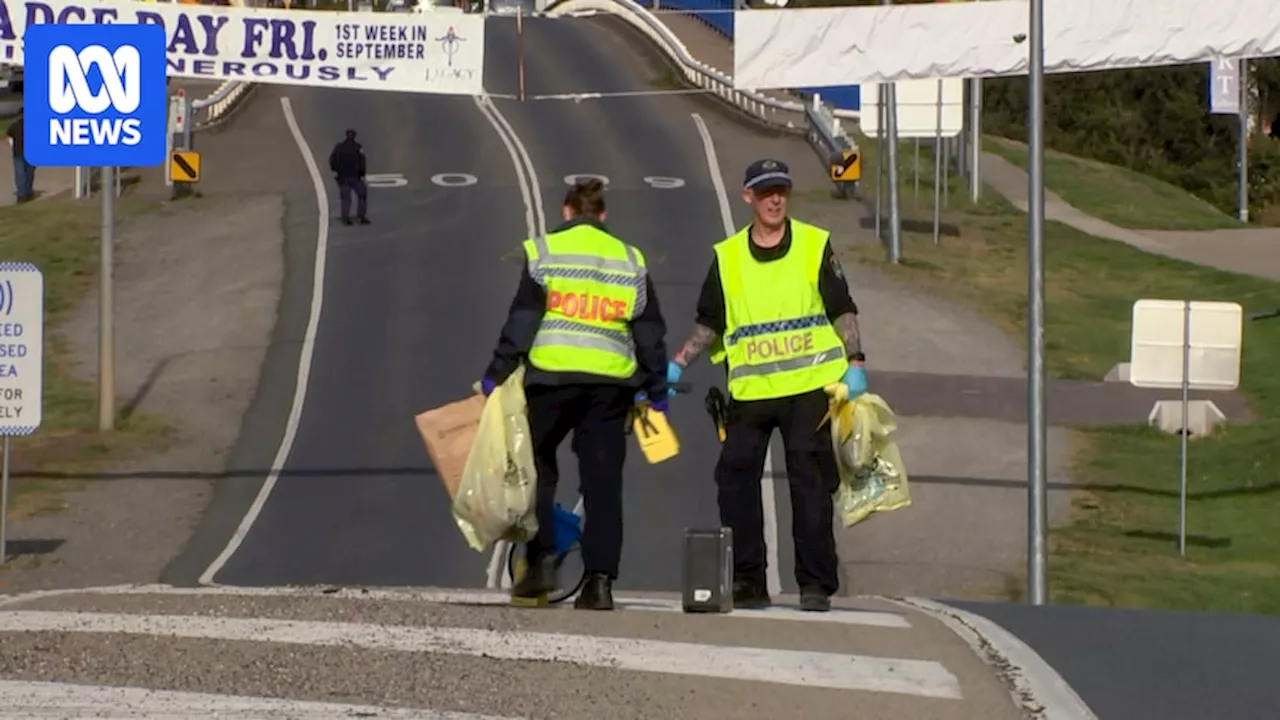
[471,93,546,590]
[889,597,1100,720]
[690,111,783,598]
[194,95,331,587]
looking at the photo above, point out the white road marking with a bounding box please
[893,598,1099,719]
[691,112,783,598]
[365,172,409,188]
[431,172,479,186]
[14,583,913,628]
[195,96,332,587]
[564,172,610,186]
[643,175,686,189]
[0,611,962,698]
[471,93,547,589]
[0,679,518,719]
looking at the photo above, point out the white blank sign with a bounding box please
[858,79,964,139]
[1129,299,1242,391]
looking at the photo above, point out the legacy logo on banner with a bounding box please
[22,22,167,167]
[0,0,486,95]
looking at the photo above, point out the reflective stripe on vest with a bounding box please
[716,219,848,401]
[529,235,648,319]
[524,225,646,379]
[530,318,636,357]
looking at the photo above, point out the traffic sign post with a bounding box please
[829,150,860,184]
[168,90,195,200]
[1209,57,1239,114]
[1129,299,1243,556]
[0,263,45,564]
[170,150,201,183]
[1208,57,1249,222]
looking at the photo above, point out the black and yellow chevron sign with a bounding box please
[171,150,201,183]
[830,150,860,182]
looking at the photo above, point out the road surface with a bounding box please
[167,15,812,596]
[5,12,1275,720]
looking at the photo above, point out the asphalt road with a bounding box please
[180,14,809,593]
[16,14,1280,720]
[952,600,1280,720]
[196,81,529,587]
[483,16,745,592]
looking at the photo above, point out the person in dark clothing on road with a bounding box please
[328,129,369,226]
[667,159,867,613]
[6,114,35,204]
[480,178,670,611]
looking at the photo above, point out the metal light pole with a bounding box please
[969,78,982,203]
[885,82,903,264]
[1238,60,1249,223]
[1026,0,1048,606]
[99,166,115,432]
[881,0,901,263]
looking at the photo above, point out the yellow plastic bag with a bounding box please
[820,385,911,527]
[452,366,538,552]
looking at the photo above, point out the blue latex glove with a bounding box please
[480,376,498,397]
[843,365,868,399]
[665,360,684,397]
[634,391,670,414]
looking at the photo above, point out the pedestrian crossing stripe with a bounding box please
[171,150,201,183]
[0,680,518,720]
[0,610,964,698]
[831,149,861,182]
[0,583,913,628]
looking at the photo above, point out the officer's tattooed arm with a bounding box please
[834,312,864,363]
[674,323,719,367]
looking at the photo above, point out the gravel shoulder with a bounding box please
[0,167,287,593]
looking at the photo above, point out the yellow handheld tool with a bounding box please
[627,382,690,464]
[632,405,680,464]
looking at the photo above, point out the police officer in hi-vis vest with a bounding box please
[667,159,867,613]
[481,178,671,611]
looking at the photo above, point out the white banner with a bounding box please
[0,0,486,95]
[732,0,1280,89]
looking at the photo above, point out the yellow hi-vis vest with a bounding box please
[523,224,648,379]
[711,219,848,401]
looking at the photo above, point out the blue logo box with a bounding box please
[22,23,167,168]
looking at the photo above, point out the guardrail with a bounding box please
[66,79,252,202]
[648,0,861,113]
[804,93,861,199]
[543,0,859,130]
[191,79,256,129]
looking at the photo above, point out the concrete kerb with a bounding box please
[889,597,1100,720]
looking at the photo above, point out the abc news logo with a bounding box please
[48,44,144,147]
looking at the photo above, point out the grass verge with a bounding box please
[983,136,1242,231]
[0,194,172,526]
[834,193,1280,615]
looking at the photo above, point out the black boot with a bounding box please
[574,573,615,610]
[799,587,832,612]
[732,578,771,609]
[510,554,558,607]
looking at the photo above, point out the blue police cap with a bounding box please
[743,158,792,191]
